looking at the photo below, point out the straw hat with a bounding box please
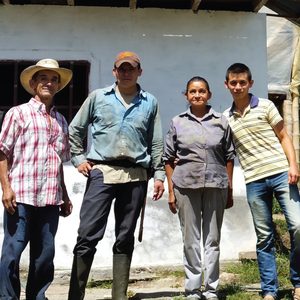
[20,58,73,95]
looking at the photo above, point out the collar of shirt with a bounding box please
[229,93,259,116]
[29,97,57,114]
[103,83,147,100]
[179,105,221,121]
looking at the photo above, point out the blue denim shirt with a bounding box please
[69,83,165,182]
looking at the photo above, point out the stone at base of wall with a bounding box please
[239,251,257,260]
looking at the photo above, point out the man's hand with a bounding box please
[288,165,300,185]
[168,193,177,214]
[2,187,17,215]
[78,161,94,177]
[225,187,233,209]
[60,194,73,217]
[152,180,164,201]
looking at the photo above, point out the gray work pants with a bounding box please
[174,186,227,299]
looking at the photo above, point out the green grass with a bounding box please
[225,259,260,285]
[153,268,186,279]
[224,291,260,300]
[273,218,291,256]
[274,219,288,235]
[272,195,283,214]
[276,254,292,287]
[218,284,261,300]
[171,269,185,278]
[86,278,113,289]
[173,293,186,300]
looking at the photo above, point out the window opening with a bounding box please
[0,60,90,124]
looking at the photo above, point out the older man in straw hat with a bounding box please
[67,51,165,300]
[0,58,73,300]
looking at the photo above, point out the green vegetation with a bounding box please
[169,269,185,278]
[273,218,290,256]
[173,293,186,300]
[218,284,261,300]
[225,259,260,285]
[276,254,292,287]
[272,196,283,214]
[274,219,288,235]
[153,268,185,279]
[86,278,113,289]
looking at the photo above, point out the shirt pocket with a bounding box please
[96,104,120,127]
[126,109,149,132]
[205,127,224,148]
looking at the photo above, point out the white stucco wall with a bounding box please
[0,5,268,270]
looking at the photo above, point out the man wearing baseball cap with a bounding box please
[68,51,165,300]
[0,59,73,300]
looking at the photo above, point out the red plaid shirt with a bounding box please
[0,98,70,207]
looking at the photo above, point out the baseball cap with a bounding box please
[114,51,141,68]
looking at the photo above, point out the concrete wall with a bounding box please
[0,5,268,270]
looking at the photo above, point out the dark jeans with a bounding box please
[73,168,147,258]
[0,203,59,300]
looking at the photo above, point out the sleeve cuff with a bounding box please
[71,154,87,168]
[153,170,165,182]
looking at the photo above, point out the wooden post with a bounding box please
[283,99,293,139]
[292,94,299,165]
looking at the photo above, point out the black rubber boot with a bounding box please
[112,254,132,300]
[68,256,94,300]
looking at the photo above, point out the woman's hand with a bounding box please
[168,193,177,214]
[225,187,233,209]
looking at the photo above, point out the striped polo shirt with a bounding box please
[223,94,289,184]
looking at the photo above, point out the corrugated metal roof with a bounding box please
[1,0,300,26]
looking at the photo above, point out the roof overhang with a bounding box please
[2,0,300,27]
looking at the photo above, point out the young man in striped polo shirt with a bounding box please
[223,63,300,300]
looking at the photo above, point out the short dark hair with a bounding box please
[185,76,211,94]
[225,63,252,82]
[31,70,61,83]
